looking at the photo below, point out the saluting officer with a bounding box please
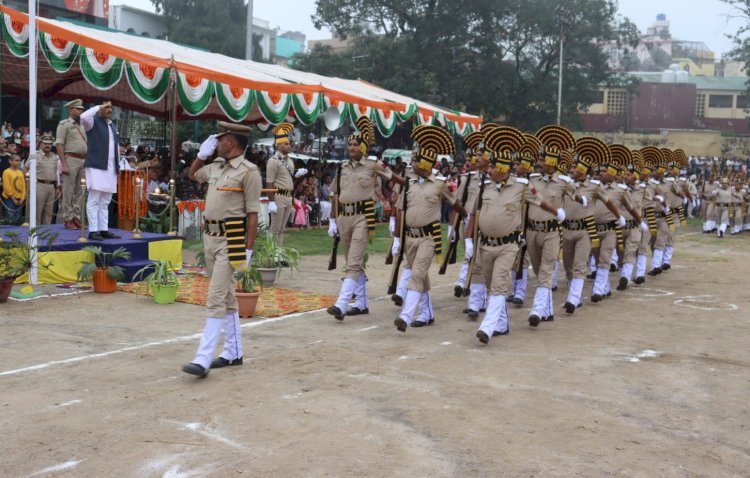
[182,122,262,378]
[525,126,577,326]
[55,99,87,229]
[30,134,61,225]
[327,116,405,320]
[266,122,307,246]
[393,125,465,332]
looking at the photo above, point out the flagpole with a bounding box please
[28,0,38,285]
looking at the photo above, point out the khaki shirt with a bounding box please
[391,167,416,212]
[333,157,393,204]
[475,177,529,238]
[594,182,631,223]
[194,154,262,221]
[54,118,88,156]
[34,149,59,183]
[564,179,608,220]
[703,181,719,200]
[401,175,455,227]
[632,181,653,215]
[527,172,576,221]
[714,187,734,204]
[266,151,295,192]
[454,171,482,209]
[646,179,667,213]
[664,178,684,208]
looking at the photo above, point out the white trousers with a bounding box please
[396,267,412,299]
[86,190,112,232]
[399,289,421,324]
[531,287,552,318]
[651,249,664,270]
[636,254,648,278]
[620,262,634,282]
[455,261,469,288]
[335,277,358,311]
[468,283,486,312]
[663,246,674,265]
[478,294,509,337]
[192,312,242,369]
[592,267,610,296]
[416,292,434,323]
[566,277,584,307]
[511,268,528,301]
[352,274,369,309]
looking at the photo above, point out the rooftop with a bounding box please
[628,72,748,91]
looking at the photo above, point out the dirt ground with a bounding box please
[1,224,749,477]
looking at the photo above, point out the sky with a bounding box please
[120,0,743,57]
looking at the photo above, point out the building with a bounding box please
[252,17,275,62]
[109,4,167,39]
[274,31,306,66]
[582,71,750,135]
[308,34,354,53]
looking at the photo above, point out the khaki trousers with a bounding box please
[62,156,84,221]
[594,229,616,268]
[480,242,519,295]
[562,229,591,281]
[637,227,652,256]
[204,233,238,318]
[405,235,435,293]
[36,183,56,225]
[621,227,642,265]
[338,213,368,281]
[269,195,293,245]
[526,230,559,289]
[653,219,670,250]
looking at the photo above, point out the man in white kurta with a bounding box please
[81,101,120,240]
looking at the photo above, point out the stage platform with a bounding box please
[1,224,183,284]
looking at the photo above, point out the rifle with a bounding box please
[514,199,529,277]
[328,234,340,270]
[387,179,409,295]
[462,174,485,296]
[385,168,408,265]
[439,173,470,274]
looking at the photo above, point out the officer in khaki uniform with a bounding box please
[30,134,61,224]
[393,125,464,332]
[660,149,690,270]
[526,126,577,326]
[327,116,404,320]
[712,178,734,238]
[633,150,654,284]
[266,122,307,246]
[466,126,544,343]
[560,138,614,314]
[641,147,671,274]
[55,99,87,229]
[609,145,649,291]
[390,162,416,306]
[183,122,262,378]
[702,174,720,232]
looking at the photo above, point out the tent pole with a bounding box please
[28,0,38,285]
[169,67,178,179]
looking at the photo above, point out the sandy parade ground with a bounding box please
[1,223,749,477]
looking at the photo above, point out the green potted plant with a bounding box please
[253,231,301,286]
[234,266,262,317]
[0,228,58,303]
[133,259,181,304]
[77,246,132,293]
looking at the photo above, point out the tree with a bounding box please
[151,0,263,60]
[295,0,639,130]
[722,1,750,72]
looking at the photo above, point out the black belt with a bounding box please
[655,211,666,218]
[624,219,639,229]
[596,221,617,232]
[276,188,292,197]
[527,219,558,233]
[64,152,85,159]
[562,219,587,231]
[204,220,227,236]
[480,231,520,246]
[405,224,435,238]
[37,179,56,185]
[716,203,732,207]
[338,201,368,216]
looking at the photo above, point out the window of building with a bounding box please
[736,95,749,109]
[606,90,627,115]
[695,94,706,118]
[708,94,733,108]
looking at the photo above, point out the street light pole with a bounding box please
[556,26,564,126]
[245,0,254,60]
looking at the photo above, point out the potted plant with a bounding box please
[77,246,132,293]
[234,266,262,317]
[0,228,58,303]
[133,259,181,304]
[253,231,301,286]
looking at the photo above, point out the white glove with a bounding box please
[464,238,474,260]
[655,195,665,203]
[245,249,253,267]
[328,218,338,238]
[579,195,588,208]
[391,237,401,256]
[389,216,396,235]
[294,168,308,178]
[268,201,278,214]
[617,215,627,227]
[556,208,566,223]
[447,224,455,242]
[197,134,218,160]
[664,206,671,214]
[639,221,649,232]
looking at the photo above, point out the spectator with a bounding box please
[2,154,25,224]
[293,191,309,228]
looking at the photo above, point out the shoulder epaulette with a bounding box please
[515,177,529,185]
[435,175,447,181]
[557,174,572,183]
[590,179,601,185]
[529,173,542,178]
[617,183,628,190]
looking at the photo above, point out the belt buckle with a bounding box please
[409,227,421,236]
[342,204,354,214]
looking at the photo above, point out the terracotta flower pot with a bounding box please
[0,278,14,303]
[93,268,117,293]
[236,290,261,318]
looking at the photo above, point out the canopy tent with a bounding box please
[0,5,482,137]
